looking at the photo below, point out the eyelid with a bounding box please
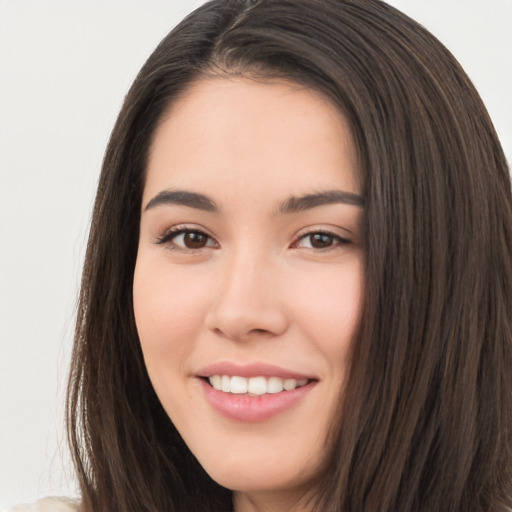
[154,224,219,250]
[292,227,352,250]
[153,224,352,252]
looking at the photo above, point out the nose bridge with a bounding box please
[228,244,265,295]
[206,243,287,340]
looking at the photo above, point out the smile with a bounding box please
[197,362,318,422]
[208,375,309,395]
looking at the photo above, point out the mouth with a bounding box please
[196,362,318,422]
[203,375,310,396]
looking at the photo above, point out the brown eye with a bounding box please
[183,231,209,249]
[295,231,350,250]
[309,233,334,249]
[157,229,217,250]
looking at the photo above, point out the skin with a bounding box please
[133,77,364,512]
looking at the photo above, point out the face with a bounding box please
[133,77,364,508]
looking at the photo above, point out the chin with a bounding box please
[197,450,320,495]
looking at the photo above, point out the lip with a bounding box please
[197,361,316,380]
[196,361,318,422]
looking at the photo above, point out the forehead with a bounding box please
[144,77,360,206]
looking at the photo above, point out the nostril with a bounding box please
[205,300,289,341]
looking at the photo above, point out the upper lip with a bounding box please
[197,361,317,380]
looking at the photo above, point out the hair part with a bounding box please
[67,1,512,510]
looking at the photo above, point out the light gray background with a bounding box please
[0,1,510,509]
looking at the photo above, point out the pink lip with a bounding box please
[196,361,318,423]
[197,361,315,380]
[199,379,316,422]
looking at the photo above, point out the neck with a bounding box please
[233,489,315,512]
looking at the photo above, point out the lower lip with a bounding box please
[199,379,316,422]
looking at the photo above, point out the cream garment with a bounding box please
[9,497,79,512]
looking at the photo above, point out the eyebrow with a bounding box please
[279,190,365,213]
[144,190,219,212]
[144,188,365,213]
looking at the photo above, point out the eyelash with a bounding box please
[155,226,218,251]
[292,229,351,250]
[154,226,351,252]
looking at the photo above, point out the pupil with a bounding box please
[185,232,206,248]
[311,233,333,248]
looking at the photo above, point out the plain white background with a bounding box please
[0,1,510,509]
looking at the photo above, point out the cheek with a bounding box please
[132,256,209,369]
[284,257,363,400]
[293,258,363,348]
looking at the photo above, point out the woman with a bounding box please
[18,0,512,510]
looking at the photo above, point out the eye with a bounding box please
[156,227,218,250]
[294,231,350,250]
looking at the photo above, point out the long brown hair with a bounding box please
[67,1,512,510]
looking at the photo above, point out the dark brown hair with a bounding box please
[67,1,512,510]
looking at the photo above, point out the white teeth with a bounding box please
[230,376,248,394]
[207,375,309,395]
[248,376,267,395]
[283,378,297,391]
[267,377,284,394]
[210,375,222,390]
[221,375,230,392]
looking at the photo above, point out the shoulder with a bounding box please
[9,497,79,512]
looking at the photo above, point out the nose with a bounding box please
[204,249,289,342]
